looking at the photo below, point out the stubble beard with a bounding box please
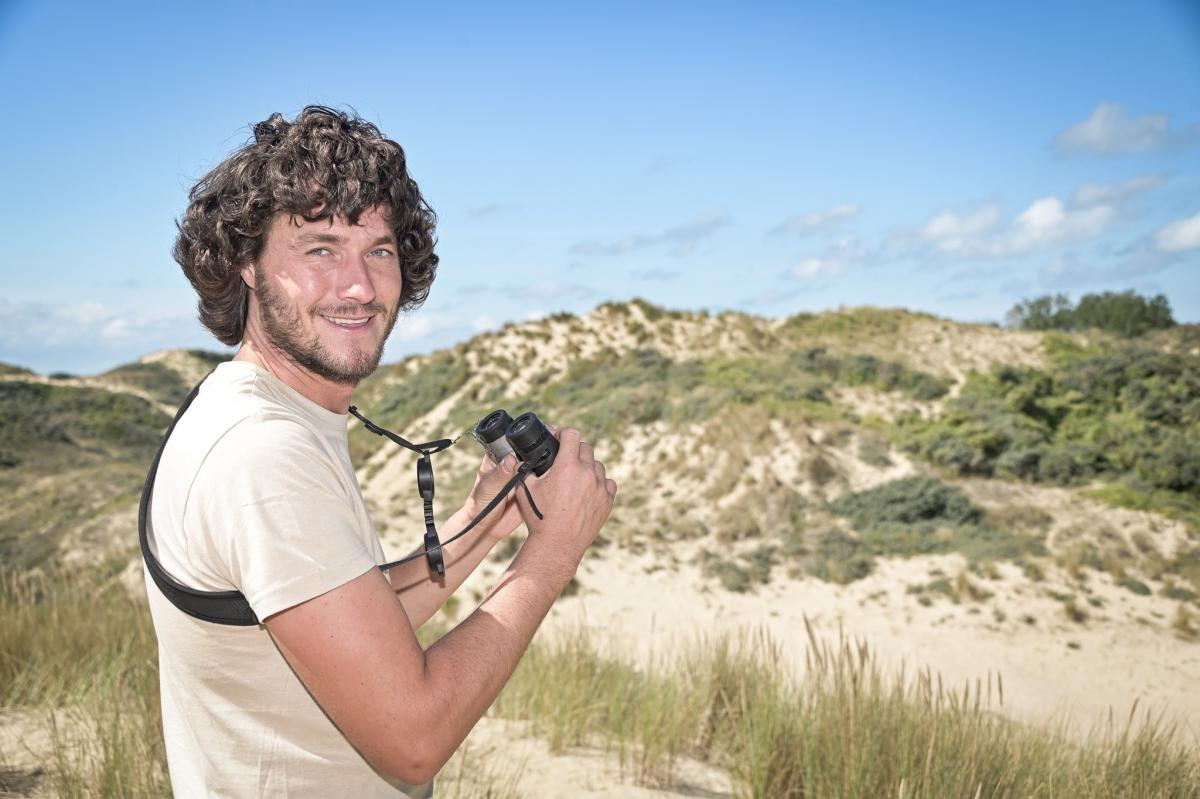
[253,266,399,385]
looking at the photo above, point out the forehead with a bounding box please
[267,205,395,242]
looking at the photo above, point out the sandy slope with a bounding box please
[534,551,1200,742]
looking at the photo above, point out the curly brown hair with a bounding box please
[174,105,438,345]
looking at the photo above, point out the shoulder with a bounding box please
[194,412,343,504]
[190,362,345,478]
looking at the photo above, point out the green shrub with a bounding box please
[1117,577,1152,596]
[896,340,1200,531]
[817,477,1045,582]
[1006,290,1175,338]
[830,476,981,527]
[808,530,874,583]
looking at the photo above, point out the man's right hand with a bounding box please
[514,426,617,580]
[265,425,616,786]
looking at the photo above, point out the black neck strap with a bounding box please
[140,377,541,626]
[139,378,260,625]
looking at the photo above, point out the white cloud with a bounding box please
[470,315,498,333]
[0,299,195,349]
[770,203,861,236]
[1070,174,1165,207]
[67,302,114,326]
[1007,198,1113,253]
[100,318,132,340]
[570,209,731,257]
[919,204,1002,253]
[1154,211,1200,253]
[792,257,843,279]
[905,195,1114,259]
[790,237,864,280]
[1054,102,1169,154]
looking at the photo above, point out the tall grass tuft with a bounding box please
[5,571,1199,797]
[496,620,1200,797]
[1,569,169,796]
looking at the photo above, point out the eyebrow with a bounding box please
[292,232,397,247]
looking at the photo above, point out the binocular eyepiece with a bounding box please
[472,410,559,476]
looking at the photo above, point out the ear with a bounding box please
[240,262,256,289]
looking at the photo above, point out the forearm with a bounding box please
[388,508,503,629]
[416,537,574,769]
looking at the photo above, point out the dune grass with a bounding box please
[0,569,168,797]
[3,570,1198,797]
[497,621,1200,798]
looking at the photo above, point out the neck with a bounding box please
[234,329,356,413]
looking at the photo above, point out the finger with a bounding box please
[605,478,617,497]
[578,441,594,464]
[558,427,581,459]
[546,423,559,437]
[475,454,517,497]
[593,460,606,481]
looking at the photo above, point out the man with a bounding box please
[147,105,616,797]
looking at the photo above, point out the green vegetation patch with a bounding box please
[790,348,951,400]
[895,342,1200,530]
[1006,290,1175,338]
[812,477,1046,583]
[102,361,190,405]
[0,381,169,470]
[5,570,1200,796]
[494,624,1200,797]
[779,306,927,342]
[0,381,167,570]
[0,361,34,376]
[509,347,948,445]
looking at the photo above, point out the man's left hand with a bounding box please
[461,453,523,542]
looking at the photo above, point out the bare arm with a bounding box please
[386,506,502,629]
[266,429,616,785]
[385,454,524,629]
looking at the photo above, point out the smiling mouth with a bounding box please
[321,315,374,328]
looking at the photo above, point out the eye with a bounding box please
[307,247,331,256]
[369,248,395,258]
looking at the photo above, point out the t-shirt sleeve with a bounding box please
[185,415,379,621]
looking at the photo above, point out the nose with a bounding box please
[336,254,376,305]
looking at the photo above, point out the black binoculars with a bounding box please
[471,410,559,476]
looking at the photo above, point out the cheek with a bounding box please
[275,270,327,308]
[272,270,307,298]
[381,267,404,302]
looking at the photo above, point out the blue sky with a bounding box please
[1,0,1197,374]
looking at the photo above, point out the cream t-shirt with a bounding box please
[144,361,430,798]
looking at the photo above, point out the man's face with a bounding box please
[245,206,403,385]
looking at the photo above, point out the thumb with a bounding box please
[476,453,518,499]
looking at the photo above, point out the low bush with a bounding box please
[815,477,1045,582]
[895,341,1200,531]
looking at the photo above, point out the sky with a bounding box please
[0,0,1198,375]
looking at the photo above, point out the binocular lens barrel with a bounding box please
[507,412,558,476]
[475,410,512,443]
[473,409,559,476]
[472,410,516,463]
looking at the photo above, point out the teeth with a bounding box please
[325,316,371,327]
